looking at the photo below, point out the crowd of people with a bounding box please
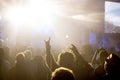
[0,38,120,80]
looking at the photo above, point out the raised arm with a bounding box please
[44,38,58,71]
[91,49,99,65]
[70,44,86,64]
[70,44,93,70]
[70,44,94,79]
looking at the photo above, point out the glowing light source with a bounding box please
[5,0,59,28]
[4,0,62,47]
[66,35,69,39]
[6,6,26,26]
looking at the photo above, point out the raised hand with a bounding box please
[70,44,79,53]
[44,38,51,54]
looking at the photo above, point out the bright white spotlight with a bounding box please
[5,0,59,28]
[6,6,26,26]
[4,0,61,46]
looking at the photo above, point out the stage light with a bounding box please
[3,0,63,48]
[4,0,63,44]
[6,6,26,26]
[5,0,59,29]
[66,35,69,39]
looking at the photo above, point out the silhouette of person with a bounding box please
[0,48,11,80]
[51,67,75,80]
[8,52,28,80]
[45,38,94,80]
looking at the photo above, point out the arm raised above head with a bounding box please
[44,38,51,55]
[44,38,58,71]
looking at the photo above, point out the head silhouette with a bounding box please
[51,67,75,80]
[58,52,75,69]
[24,50,32,61]
[15,52,25,64]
